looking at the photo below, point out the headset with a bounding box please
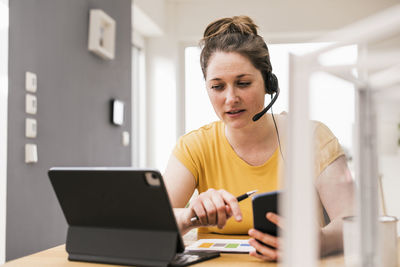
[252,72,280,122]
[252,71,284,160]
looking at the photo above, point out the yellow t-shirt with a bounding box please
[173,120,343,234]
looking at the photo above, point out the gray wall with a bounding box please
[7,0,131,260]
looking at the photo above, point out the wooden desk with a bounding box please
[3,231,397,267]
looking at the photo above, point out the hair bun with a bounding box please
[203,16,258,40]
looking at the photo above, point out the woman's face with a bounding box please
[205,52,266,129]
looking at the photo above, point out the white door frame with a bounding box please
[0,0,9,263]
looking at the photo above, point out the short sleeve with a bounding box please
[313,122,345,176]
[173,133,202,185]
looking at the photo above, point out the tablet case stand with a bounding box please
[67,226,184,267]
[48,168,186,267]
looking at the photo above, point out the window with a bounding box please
[185,47,218,133]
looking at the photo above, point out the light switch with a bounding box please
[25,72,37,92]
[25,118,37,138]
[26,94,37,114]
[122,131,130,146]
[25,143,38,163]
[112,100,124,126]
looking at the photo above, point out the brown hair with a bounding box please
[200,16,278,94]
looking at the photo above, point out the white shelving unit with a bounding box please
[282,5,400,267]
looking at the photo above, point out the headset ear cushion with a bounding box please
[265,73,278,94]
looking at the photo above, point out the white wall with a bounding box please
[134,0,166,34]
[0,0,8,263]
[143,0,399,172]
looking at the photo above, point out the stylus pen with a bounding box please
[190,190,258,223]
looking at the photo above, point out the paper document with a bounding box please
[186,239,255,253]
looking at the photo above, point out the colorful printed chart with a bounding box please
[186,239,255,253]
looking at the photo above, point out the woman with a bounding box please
[163,16,354,261]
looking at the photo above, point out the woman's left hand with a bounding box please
[248,212,282,261]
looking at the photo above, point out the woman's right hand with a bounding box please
[187,188,242,229]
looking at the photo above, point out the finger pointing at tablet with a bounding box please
[188,189,256,229]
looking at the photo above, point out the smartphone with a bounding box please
[252,190,280,237]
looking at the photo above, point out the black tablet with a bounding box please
[252,190,280,237]
[48,167,219,266]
